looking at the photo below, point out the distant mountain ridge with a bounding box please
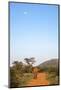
[38,59,59,68]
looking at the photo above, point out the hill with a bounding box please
[38,59,59,68]
[37,59,59,85]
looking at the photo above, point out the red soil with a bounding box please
[27,73,49,86]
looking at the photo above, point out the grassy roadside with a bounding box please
[46,72,59,85]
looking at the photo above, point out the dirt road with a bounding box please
[27,73,49,86]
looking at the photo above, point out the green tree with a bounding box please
[24,57,35,65]
[24,57,38,79]
[10,61,24,88]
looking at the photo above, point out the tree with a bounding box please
[24,57,35,65]
[24,57,38,79]
[10,61,25,88]
[24,57,36,73]
[13,61,23,73]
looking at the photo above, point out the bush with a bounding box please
[46,66,59,85]
[10,61,33,88]
[23,65,33,73]
[38,65,59,85]
[38,66,48,72]
[47,74,59,85]
[10,66,24,88]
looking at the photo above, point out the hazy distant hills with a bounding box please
[38,59,59,68]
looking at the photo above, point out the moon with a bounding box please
[24,11,27,15]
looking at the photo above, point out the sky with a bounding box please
[10,3,58,66]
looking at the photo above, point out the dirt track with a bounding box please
[27,73,49,86]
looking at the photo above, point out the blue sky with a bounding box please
[10,3,58,66]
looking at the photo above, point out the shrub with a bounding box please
[10,61,33,87]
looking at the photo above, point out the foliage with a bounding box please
[47,73,59,85]
[10,59,59,87]
[46,66,59,85]
[24,57,35,65]
[38,65,59,85]
[10,61,24,87]
[10,61,34,88]
[23,65,33,73]
[38,66,48,72]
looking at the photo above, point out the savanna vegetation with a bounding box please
[38,59,59,85]
[10,58,59,88]
[10,57,36,88]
